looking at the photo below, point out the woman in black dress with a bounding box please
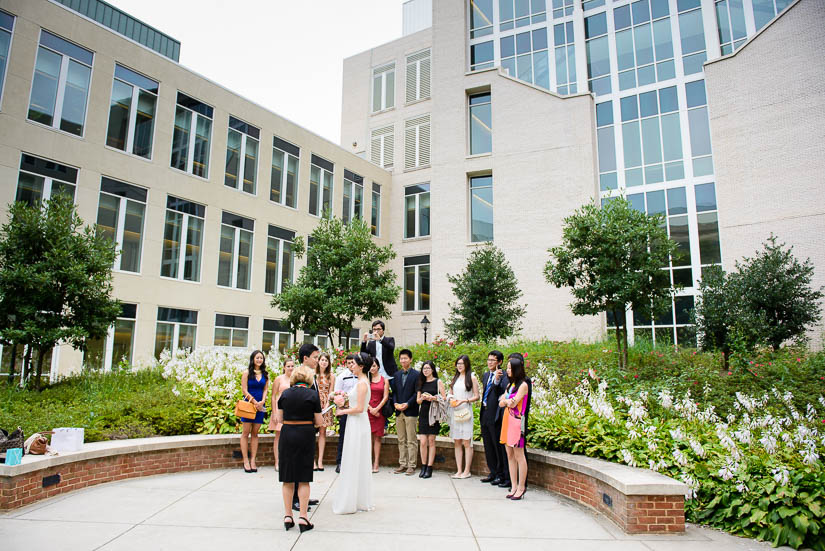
[416,360,445,479]
[277,363,322,532]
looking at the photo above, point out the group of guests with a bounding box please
[236,320,533,531]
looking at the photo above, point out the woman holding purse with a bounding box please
[448,355,479,479]
[240,350,269,473]
[499,355,529,500]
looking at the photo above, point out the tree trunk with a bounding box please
[7,343,17,384]
[21,346,32,387]
[621,322,629,371]
[34,347,46,391]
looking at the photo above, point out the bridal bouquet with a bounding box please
[331,390,349,408]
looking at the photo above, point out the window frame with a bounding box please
[84,303,138,371]
[403,255,430,312]
[405,48,431,104]
[154,307,198,358]
[370,125,394,169]
[371,62,395,113]
[469,92,492,156]
[105,63,158,159]
[404,114,431,171]
[271,136,300,209]
[262,319,293,355]
[214,313,250,348]
[469,174,494,243]
[27,29,94,137]
[160,196,206,283]
[170,91,214,178]
[371,182,381,237]
[264,225,296,295]
[95,177,148,274]
[217,212,255,290]
[15,153,78,207]
[0,9,16,112]
[404,183,431,240]
[342,169,364,225]
[308,154,334,218]
[224,115,260,195]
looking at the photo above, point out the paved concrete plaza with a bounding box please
[0,467,784,551]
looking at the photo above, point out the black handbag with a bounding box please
[381,399,395,418]
[0,427,25,456]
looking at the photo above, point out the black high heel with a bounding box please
[283,516,294,530]
[422,465,433,479]
[298,517,314,533]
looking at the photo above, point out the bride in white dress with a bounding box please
[332,353,373,514]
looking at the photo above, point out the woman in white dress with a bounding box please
[332,352,373,514]
[448,355,479,479]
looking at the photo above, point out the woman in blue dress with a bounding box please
[240,350,269,472]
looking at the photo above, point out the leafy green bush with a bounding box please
[0,368,197,441]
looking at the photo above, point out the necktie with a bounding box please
[483,374,493,406]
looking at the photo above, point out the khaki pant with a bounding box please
[396,412,418,468]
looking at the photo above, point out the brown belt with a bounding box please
[282,420,313,425]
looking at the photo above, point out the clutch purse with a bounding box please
[453,406,472,422]
[234,400,257,419]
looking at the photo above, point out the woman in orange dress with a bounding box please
[315,353,335,471]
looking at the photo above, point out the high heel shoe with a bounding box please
[418,465,427,478]
[283,516,294,530]
[422,465,433,479]
[509,488,527,500]
[298,517,314,533]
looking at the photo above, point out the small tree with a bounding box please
[735,235,823,350]
[0,195,121,389]
[444,243,526,342]
[544,198,678,369]
[694,265,765,370]
[272,216,400,345]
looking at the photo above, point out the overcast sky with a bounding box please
[110,0,406,144]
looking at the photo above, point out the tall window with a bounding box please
[304,331,330,349]
[170,92,213,178]
[161,196,205,282]
[218,212,254,290]
[405,49,431,103]
[85,303,137,371]
[620,85,683,187]
[499,0,548,30]
[753,0,792,31]
[470,175,494,242]
[550,0,572,19]
[309,155,333,217]
[370,126,394,168]
[403,255,430,312]
[372,63,395,112]
[554,21,577,95]
[469,92,492,155]
[404,184,430,239]
[715,0,747,55]
[15,153,77,207]
[596,101,617,191]
[214,314,249,347]
[263,319,292,355]
[225,116,259,194]
[694,182,722,268]
[470,0,494,37]
[677,0,707,75]
[265,225,295,295]
[371,183,381,237]
[686,79,713,177]
[271,136,299,208]
[155,307,197,358]
[28,30,93,136]
[500,28,549,88]
[343,169,364,224]
[614,0,675,92]
[106,64,157,158]
[585,12,611,96]
[404,115,430,170]
[0,10,15,108]
[96,177,146,273]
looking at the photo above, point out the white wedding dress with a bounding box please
[332,380,373,514]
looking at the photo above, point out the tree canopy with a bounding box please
[444,243,526,342]
[271,216,400,345]
[544,198,678,369]
[0,195,121,388]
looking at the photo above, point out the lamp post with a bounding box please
[420,315,430,344]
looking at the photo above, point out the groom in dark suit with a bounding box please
[479,350,510,488]
[389,349,420,475]
[360,320,397,378]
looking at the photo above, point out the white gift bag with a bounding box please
[50,427,84,452]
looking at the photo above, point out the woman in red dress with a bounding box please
[367,356,390,473]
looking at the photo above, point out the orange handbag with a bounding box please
[234,400,257,419]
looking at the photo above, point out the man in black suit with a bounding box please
[360,320,397,378]
[389,348,420,475]
[479,350,510,488]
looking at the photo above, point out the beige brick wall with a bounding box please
[704,0,825,347]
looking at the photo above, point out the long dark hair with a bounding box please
[451,354,472,392]
[317,352,332,379]
[247,350,268,381]
[507,355,526,388]
[417,360,438,391]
